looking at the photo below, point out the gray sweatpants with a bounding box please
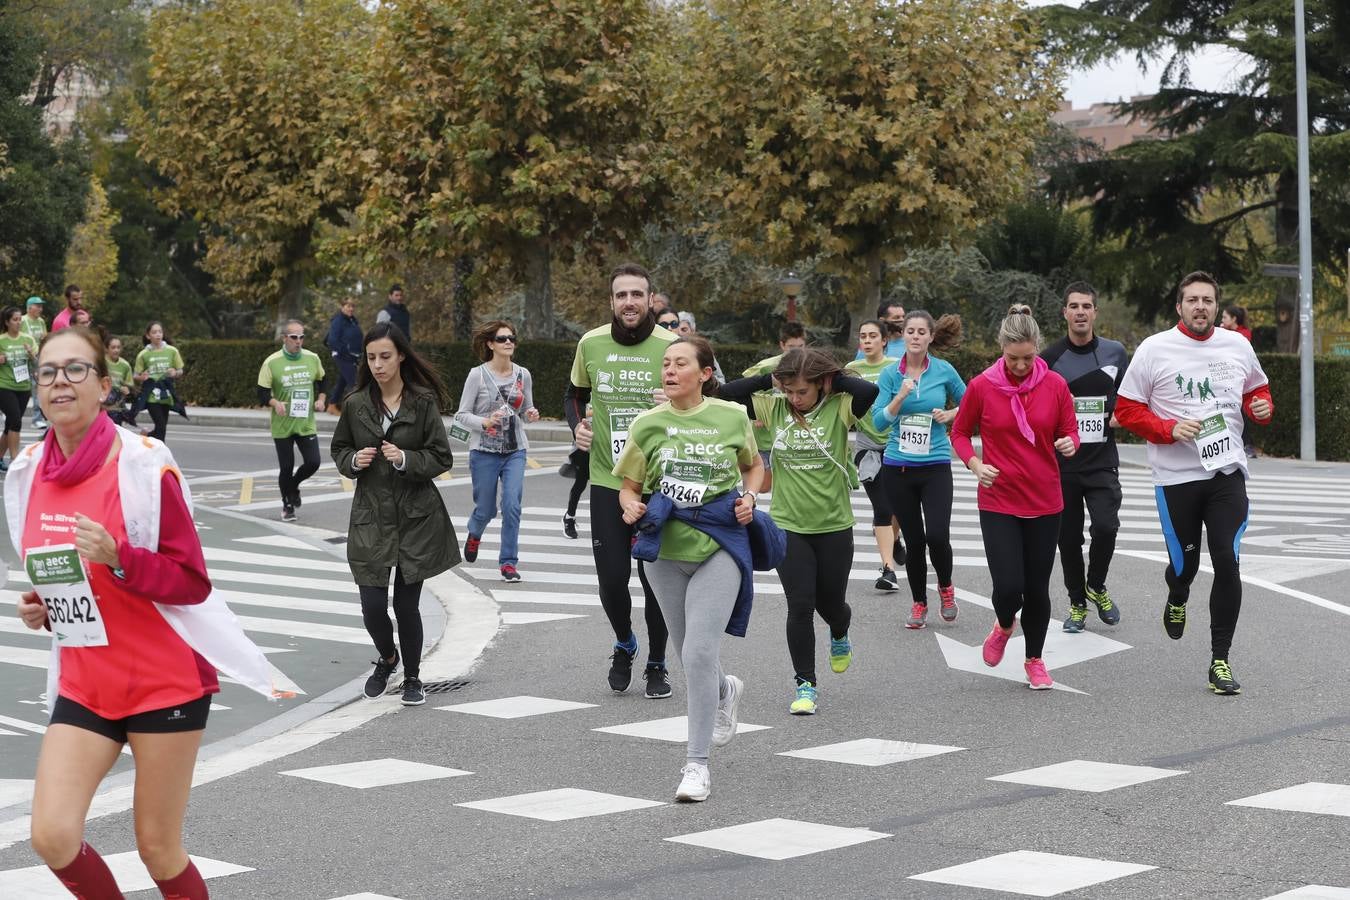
[645,550,739,764]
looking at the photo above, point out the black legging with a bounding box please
[275,434,322,501]
[979,510,1060,659]
[359,569,425,679]
[778,529,854,685]
[590,483,667,664]
[146,403,170,441]
[881,463,955,603]
[853,449,893,526]
[1058,468,1122,602]
[0,387,29,434]
[1156,471,1247,658]
[566,448,589,517]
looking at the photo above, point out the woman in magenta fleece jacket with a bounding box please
[951,305,1080,690]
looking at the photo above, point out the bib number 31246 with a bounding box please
[1196,413,1244,471]
[25,543,106,647]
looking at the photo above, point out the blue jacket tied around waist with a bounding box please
[631,490,787,637]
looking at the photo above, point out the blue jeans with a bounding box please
[467,449,526,566]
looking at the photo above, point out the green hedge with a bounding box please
[168,340,1350,461]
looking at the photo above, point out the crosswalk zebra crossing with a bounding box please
[459,465,1350,610]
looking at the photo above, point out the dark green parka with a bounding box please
[331,385,460,586]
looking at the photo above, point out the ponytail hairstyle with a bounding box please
[772,347,844,424]
[356,321,451,408]
[901,310,964,353]
[672,335,720,397]
[998,303,1041,349]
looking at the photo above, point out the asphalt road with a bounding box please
[2,420,1349,899]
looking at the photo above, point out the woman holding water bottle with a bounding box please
[455,320,539,582]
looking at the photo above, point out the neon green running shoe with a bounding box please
[790,681,817,715]
[1085,583,1120,625]
[1163,602,1187,640]
[829,635,853,673]
[1063,603,1088,633]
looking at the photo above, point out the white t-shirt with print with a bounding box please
[1117,326,1268,486]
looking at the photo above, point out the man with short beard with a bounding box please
[564,263,677,698]
[1115,271,1273,696]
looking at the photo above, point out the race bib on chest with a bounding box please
[1074,396,1107,444]
[288,387,311,418]
[448,422,471,443]
[1196,414,1244,471]
[25,544,106,648]
[659,458,712,508]
[608,410,638,462]
[11,359,28,383]
[898,414,933,455]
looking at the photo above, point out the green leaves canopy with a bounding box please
[659,0,1058,325]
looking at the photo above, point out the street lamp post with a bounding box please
[1294,0,1316,460]
[778,274,804,323]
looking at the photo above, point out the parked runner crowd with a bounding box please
[8,265,1277,894]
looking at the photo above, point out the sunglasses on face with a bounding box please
[492,335,517,344]
[285,333,304,340]
[658,319,679,329]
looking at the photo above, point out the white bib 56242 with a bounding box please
[25,543,107,648]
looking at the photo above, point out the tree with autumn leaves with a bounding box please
[133,0,1056,336]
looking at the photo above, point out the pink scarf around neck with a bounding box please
[981,355,1048,445]
[40,412,118,486]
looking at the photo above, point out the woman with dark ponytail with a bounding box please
[721,347,878,716]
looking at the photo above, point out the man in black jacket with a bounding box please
[376,283,411,341]
[1042,281,1130,633]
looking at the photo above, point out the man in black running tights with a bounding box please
[564,263,678,699]
[1042,282,1129,633]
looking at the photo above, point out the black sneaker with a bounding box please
[282,502,296,522]
[644,666,672,699]
[290,490,302,509]
[1163,602,1187,640]
[608,644,637,693]
[874,566,899,592]
[464,534,480,563]
[401,677,426,706]
[1208,659,1241,695]
[563,514,578,539]
[363,650,400,699]
[893,538,907,568]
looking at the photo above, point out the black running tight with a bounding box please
[979,510,1060,659]
[359,569,425,678]
[881,463,955,603]
[590,484,667,664]
[777,528,854,686]
[1156,471,1248,659]
[566,448,589,517]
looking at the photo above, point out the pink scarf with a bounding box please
[981,355,1048,445]
[40,413,118,486]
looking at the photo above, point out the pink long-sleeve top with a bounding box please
[950,367,1080,517]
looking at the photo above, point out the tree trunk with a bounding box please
[851,250,885,338]
[274,231,312,337]
[1273,170,1300,353]
[521,234,556,339]
[452,255,474,340]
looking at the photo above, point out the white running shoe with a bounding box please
[711,674,743,748]
[675,762,710,802]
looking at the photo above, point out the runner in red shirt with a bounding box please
[952,305,1080,690]
[13,327,219,900]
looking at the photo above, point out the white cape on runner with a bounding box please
[4,426,277,712]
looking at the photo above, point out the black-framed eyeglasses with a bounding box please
[36,362,95,386]
[658,319,679,330]
[492,335,517,344]
[285,333,305,340]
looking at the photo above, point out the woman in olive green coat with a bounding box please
[332,322,459,706]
